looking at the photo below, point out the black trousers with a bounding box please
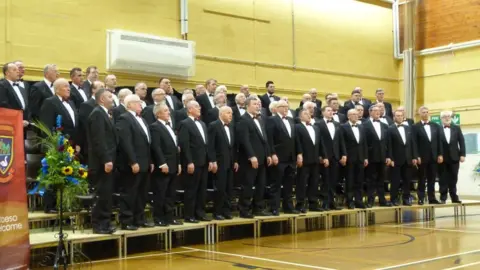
[213,165,233,216]
[439,161,460,201]
[152,171,177,223]
[417,161,438,201]
[366,162,387,203]
[346,161,364,204]
[91,169,114,230]
[183,164,207,219]
[269,162,295,211]
[43,188,57,212]
[239,163,266,215]
[119,171,149,226]
[296,163,319,208]
[390,163,412,202]
[321,159,339,205]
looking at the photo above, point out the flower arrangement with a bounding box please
[35,115,89,211]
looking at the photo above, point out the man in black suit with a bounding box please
[364,105,391,207]
[341,109,368,209]
[301,101,320,125]
[78,81,105,163]
[413,106,443,205]
[14,60,29,93]
[116,94,154,230]
[439,111,465,203]
[178,100,212,223]
[205,92,226,125]
[328,98,347,124]
[87,88,117,234]
[295,109,328,212]
[355,104,367,124]
[259,81,280,116]
[397,106,415,126]
[342,89,368,118]
[373,89,393,118]
[29,64,59,120]
[104,74,120,107]
[387,109,419,206]
[196,78,217,120]
[232,93,246,124]
[174,93,194,129]
[317,106,346,210]
[0,63,30,125]
[266,100,298,215]
[208,106,237,220]
[112,88,132,123]
[142,88,169,125]
[377,103,394,126]
[69,68,88,110]
[159,77,182,111]
[82,66,99,98]
[279,96,297,119]
[237,96,273,218]
[299,88,322,113]
[150,104,183,226]
[135,82,150,109]
[356,87,372,109]
[39,78,80,213]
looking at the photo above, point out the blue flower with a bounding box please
[41,166,48,175]
[58,135,64,147]
[476,168,480,173]
[56,115,62,129]
[41,158,48,167]
[66,176,79,185]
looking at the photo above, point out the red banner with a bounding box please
[0,108,30,269]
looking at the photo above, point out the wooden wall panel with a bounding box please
[399,0,480,51]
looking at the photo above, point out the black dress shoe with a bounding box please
[184,218,199,223]
[93,228,115,234]
[379,202,392,207]
[223,214,233,220]
[214,215,225,220]
[108,226,117,233]
[309,207,324,212]
[355,203,366,209]
[452,200,462,204]
[284,209,300,214]
[121,225,138,231]
[168,219,183,226]
[418,200,424,205]
[197,216,212,222]
[403,201,412,206]
[330,204,343,210]
[240,213,254,219]
[253,210,272,216]
[271,210,280,216]
[366,203,373,208]
[155,221,169,227]
[440,200,447,204]
[139,222,155,228]
[298,208,307,213]
[348,202,355,209]
[429,199,441,204]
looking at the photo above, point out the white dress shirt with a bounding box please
[279,114,291,137]
[140,100,147,109]
[332,113,340,123]
[397,124,406,144]
[402,119,409,126]
[165,95,174,110]
[18,79,25,89]
[159,119,176,146]
[8,80,25,109]
[380,117,388,125]
[370,118,381,139]
[208,93,215,108]
[249,113,263,136]
[221,120,231,144]
[444,125,451,143]
[57,96,75,126]
[422,120,432,141]
[350,121,360,143]
[72,83,88,102]
[45,78,54,95]
[189,116,206,143]
[237,105,246,116]
[129,110,150,142]
[303,121,315,145]
[324,118,335,139]
[287,110,293,118]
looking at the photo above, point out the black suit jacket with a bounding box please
[116,112,151,172]
[208,120,236,169]
[439,124,466,162]
[166,94,182,111]
[373,101,393,118]
[299,100,322,118]
[363,120,389,163]
[82,80,92,99]
[387,124,419,165]
[39,96,79,143]
[380,115,394,126]
[0,79,30,120]
[259,93,280,116]
[295,123,326,165]
[340,123,368,163]
[232,105,244,124]
[413,121,443,163]
[266,115,296,163]
[237,113,271,165]
[342,100,370,118]
[316,119,346,160]
[112,104,126,123]
[150,121,180,174]
[333,112,347,124]
[141,104,175,126]
[196,93,215,120]
[206,107,219,125]
[69,85,88,110]
[174,108,188,130]
[178,117,208,167]
[87,106,118,171]
[30,80,54,119]
[78,98,97,151]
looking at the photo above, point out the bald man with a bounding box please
[39,78,80,213]
[208,106,237,220]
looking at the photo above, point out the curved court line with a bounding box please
[181,246,337,270]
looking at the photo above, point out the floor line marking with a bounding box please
[181,246,337,270]
[89,250,199,264]
[442,261,480,270]
[374,249,480,270]
[380,224,480,234]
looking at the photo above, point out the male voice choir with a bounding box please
[0,63,466,235]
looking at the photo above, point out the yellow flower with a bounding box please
[62,166,73,175]
[81,172,88,179]
[67,146,74,155]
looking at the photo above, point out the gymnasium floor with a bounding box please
[78,207,480,270]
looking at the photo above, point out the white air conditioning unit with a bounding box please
[106,29,195,78]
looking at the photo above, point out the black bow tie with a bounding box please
[444,125,450,129]
[282,116,287,120]
[333,112,338,115]
[209,94,214,97]
[397,124,404,128]
[12,82,19,87]
[423,122,429,125]
[165,121,171,126]
[269,95,274,98]
[224,123,229,127]
[351,124,358,128]
[50,83,54,88]
[373,120,380,122]
[326,120,333,123]
[18,78,23,82]
[380,116,386,118]
[239,106,245,110]
[252,115,259,119]
[306,122,311,126]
